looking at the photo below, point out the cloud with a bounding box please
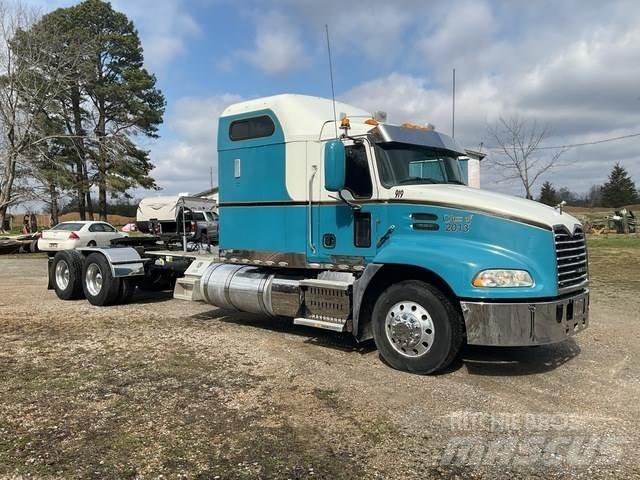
[238,12,308,75]
[149,94,243,194]
[417,0,497,75]
[273,0,419,61]
[343,73,500,145]
[111,0,201,71]
[341,0,640,197]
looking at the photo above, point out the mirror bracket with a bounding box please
[338,189,361,211]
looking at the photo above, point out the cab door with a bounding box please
[316,138,379,264]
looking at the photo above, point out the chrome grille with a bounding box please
[554,225,588,292]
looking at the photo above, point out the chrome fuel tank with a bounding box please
[199,263,302,317]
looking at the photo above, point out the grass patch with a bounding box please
[587,236,640,249]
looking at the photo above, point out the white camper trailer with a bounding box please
[136,195,218,244]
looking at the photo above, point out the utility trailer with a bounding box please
[48,94,590,374]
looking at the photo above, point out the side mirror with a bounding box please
[324,139,345,192]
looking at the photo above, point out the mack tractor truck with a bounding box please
[47,94,589,374]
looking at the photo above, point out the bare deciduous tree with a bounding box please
[0,1,76,231]
[486,116,565,200]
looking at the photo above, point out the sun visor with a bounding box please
[370,124,467,156]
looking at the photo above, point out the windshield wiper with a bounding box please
[398,177,438,185]
[446,180,466,185]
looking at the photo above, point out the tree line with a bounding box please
[538,163,638,208]
[0,0,164,231]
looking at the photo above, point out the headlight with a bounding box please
[472,269,533,288]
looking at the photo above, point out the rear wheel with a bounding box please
[52,250,84,300]
[138,271,175,292]
[117,278,137,304]
[82,253,121,306]
[372,280,463,374]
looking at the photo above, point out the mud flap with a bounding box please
[47,256,54,290]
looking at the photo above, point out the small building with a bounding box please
[458,149,486,188]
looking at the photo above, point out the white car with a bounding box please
[38,221,127,252]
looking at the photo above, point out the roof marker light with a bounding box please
[402,122,433,131]
[340,117,351,134]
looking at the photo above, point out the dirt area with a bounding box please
[1,244,639,479]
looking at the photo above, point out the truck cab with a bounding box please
[209,94,589,374]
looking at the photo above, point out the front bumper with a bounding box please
[460,289,589,346]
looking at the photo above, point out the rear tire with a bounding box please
[372,280,463,374]
[52,250,85,300]
[138,272,175,292]
[117,278,136,304]
[82,253,121,306]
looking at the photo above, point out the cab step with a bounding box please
[294,317,348,332]
[299,278,352,290]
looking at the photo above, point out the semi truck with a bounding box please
[47,94,589,374]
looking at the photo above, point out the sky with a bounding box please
[34,0,640,199]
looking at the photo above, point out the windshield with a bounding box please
[374,143,464,187]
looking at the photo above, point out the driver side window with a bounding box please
[344,143,373,199]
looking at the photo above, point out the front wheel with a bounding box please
[372,280,463,374]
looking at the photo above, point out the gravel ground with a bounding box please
[0,250,639,479]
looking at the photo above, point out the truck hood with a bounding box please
[397,184,580,231]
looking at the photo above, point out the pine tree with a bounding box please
[15,0,165,220]
[601,163,637,208]
[538,181,559,206]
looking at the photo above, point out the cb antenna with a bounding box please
[452,68,456,138]
[325,24,338,139]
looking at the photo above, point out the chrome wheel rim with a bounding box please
[385,301,435,357]
[55,260,70,290]
[85,263,103,297]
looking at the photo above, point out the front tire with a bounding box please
[82,253,121,306]
[372,280,463,374]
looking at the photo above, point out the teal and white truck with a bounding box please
[48,94,589,374]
